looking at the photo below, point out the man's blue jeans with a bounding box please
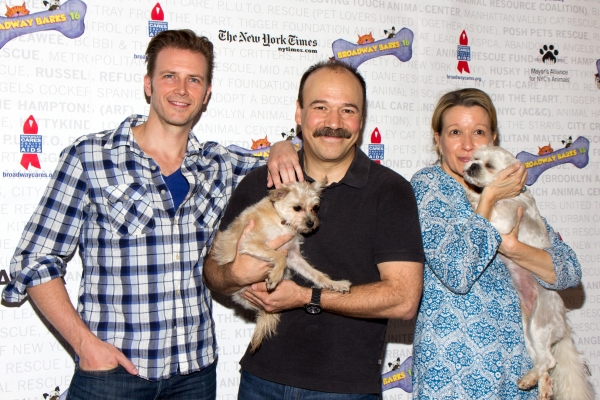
[238,369,379,400]
[66,361,216,400]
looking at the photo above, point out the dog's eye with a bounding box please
[312,205,320,213]
[293,206,302,212]
[485,163,494,170]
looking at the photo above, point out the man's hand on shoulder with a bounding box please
[267,141,304,188]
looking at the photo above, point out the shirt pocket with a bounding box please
[192,180,226,232]
[103,183,155,236]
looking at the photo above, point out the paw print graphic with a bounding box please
[539,45,558,64]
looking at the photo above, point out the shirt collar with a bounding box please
[299,145,370,189]
[105,114,203,156]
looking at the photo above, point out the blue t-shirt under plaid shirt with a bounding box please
[2,115,264,381]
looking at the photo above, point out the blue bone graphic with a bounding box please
[332,28,413,69]
[516,136,590,186]
[0,0,87,49]
[381,356,413,393]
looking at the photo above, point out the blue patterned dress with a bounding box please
[410,166,581,400]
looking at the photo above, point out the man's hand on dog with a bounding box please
[229,220,294,287]
[242,280,311,313]
[266,140,304,188]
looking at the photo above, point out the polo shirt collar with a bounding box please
[299,145,370,189]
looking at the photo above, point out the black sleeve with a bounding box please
[219,165,270,231]
[373,172,425,264]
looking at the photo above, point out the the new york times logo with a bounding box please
[218,30,318,54]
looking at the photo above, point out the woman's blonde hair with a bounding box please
[431,88,499,160]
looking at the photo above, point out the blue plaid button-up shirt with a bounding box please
[2,115,263,380]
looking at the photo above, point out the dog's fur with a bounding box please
[463,145,594,400]
[211,181,351,351]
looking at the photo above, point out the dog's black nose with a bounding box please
[468,163,480,173]
[306,220,314,228]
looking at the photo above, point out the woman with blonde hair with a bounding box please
[410,88,581,399]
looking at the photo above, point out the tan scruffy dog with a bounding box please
[211,181,352,351]
[463,145,594,400]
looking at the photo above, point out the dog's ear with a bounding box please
[269,186,291,201]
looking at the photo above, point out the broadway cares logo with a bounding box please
[218,30,318,54]
[3,115,52,180]
[368,128,384,164]
[20,115,42,170]
[148,2,167,37]
[446,30,482,84]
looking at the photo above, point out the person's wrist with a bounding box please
[300,286,312,307]
[74,330,99,357]
[480,187,499,207]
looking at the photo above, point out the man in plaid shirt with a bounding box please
[2,30,300,400]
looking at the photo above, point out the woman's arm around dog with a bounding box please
[499,208,581,289]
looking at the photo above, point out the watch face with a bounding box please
[305,304,322,315]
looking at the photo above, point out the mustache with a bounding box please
[312,127,352,139]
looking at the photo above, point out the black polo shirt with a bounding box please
[218,147,424,394]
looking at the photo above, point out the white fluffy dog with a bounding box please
[211,181,351,351]
[463,145,593,400]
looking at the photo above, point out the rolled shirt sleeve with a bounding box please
[3,144,86,303]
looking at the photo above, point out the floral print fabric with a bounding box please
[410,166,581,399]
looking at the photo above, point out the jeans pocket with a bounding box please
[75,363,123,377]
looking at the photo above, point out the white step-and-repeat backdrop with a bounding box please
[0,0,599,398]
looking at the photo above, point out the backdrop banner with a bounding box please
[0,0,599,398]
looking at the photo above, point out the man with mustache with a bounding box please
[204,60,424,399]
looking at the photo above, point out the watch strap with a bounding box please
[310,287,322,305]
[304,287,322,314]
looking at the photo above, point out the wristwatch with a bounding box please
[304,287,322,315]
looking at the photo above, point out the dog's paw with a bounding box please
[328,280,351,293]
[265,277,277,291]
[517,372,538,390]
[537,373,552,400]
[266,270,284,291]
[265,275,284,291]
